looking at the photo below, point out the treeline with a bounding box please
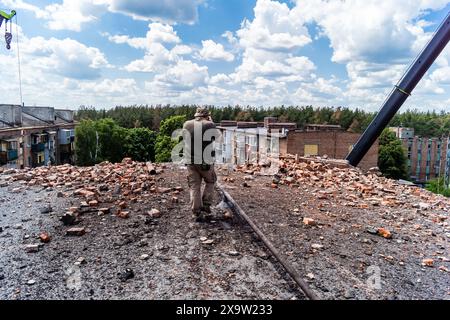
[75,116,186,166]
[75,105,450,137]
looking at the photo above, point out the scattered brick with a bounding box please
[66,227,86,236]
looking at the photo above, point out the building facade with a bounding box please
[217,118,379,171]
[280,127,379,171]
[0,105,76,169]
[390,127,450,185]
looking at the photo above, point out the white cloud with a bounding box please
[222,31,238,45]
[233,49,316,83]
[2,0,204,31]
[106,23,181,50]
[105,0,204,24]
[231,0,317,87]
[77,78,138,95]
[0,25,114,107]
[106,34,147,50]
[1,0,449,110]
[23,37,109,79]
[171,45,193,56]
[198,40,234,62]
[145,60,209,93]
[124,42,177,73]
[0,0,48,18]
[44,0,108,31]
[209,73,232,85]
[237,0,311,52]
[289,0,450,108]
[294,0,449,63]
[430,66,450,84]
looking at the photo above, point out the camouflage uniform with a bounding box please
[183,108,220,218]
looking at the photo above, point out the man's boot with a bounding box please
[202,205,212,214]
[193,210,209,223]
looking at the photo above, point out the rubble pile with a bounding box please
[0,158,182,221]
[234,157,450,213]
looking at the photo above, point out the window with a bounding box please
[8,141,18,150]
[304,145,318,156]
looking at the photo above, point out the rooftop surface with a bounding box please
[0,159,448,299]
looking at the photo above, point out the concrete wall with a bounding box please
[0,104,22,128]
[285,131,379,171]
[55,109,74,124]
[22,106,55,127]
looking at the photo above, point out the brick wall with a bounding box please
[284,131,379,171]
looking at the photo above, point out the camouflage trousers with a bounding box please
[186,164,217,213]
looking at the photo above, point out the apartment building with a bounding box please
[0,104,76,169]
[390,127,450,184]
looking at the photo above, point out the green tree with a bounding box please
[426,178,450,197]
[125,128,157,162]
[159,115,186,137]
[155,115,186,163]
[75,120,98,166]
[378,129,408,180]
[155,135,178,163]
[94,118,127,163]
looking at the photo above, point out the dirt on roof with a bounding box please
[0,158,448,300]
[0,161,301,300]
[219,157,449,299]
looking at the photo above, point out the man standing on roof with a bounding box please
[183,107,221,222]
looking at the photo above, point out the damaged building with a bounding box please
[216,118,379,171]
[0,105,76,169]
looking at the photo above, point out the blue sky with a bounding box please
[0,0,449,111]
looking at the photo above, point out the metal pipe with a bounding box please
[346,13,450,167]
[218,184,319,300]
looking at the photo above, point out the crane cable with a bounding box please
[15,13,23,106]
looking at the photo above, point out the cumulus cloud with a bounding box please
[145,60,209,93]
[1,0,48,18]
[106,0,204,24]
[289,0,450,108]
[238,0,311,52]
[0,24,113,107]
[231,0,317,88]
[77,78,138,95]
[23,37,110,79]
[198,40,234,62]
[1,0,449,109]
[106,23,181,50]
[124,42,178,73]
[44,0,108,31]
[1,0,108,31]
[209,73,232,85]
[2,0,204,31]
[294,0,449,63]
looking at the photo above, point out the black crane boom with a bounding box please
[346,13,450,167]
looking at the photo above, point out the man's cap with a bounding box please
[194,107,211,118]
